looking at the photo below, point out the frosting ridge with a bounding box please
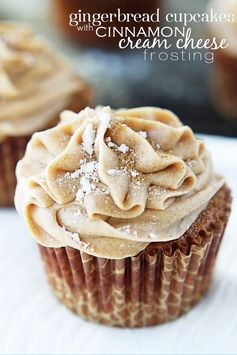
[15,106,224,259]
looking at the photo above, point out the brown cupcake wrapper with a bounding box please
[0,81,93,207]
[38,186,231,327]
[0,135,30,206]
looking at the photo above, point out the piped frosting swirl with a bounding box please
[15,106,224,259]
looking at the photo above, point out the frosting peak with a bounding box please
[15,106,224,259]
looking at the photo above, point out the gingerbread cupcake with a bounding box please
[0,22,92,206]
[15,106,231,327]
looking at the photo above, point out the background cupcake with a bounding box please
[0,22,93,206]
[15,106,231,327]
[208,0,237,120]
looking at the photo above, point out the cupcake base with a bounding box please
[39,185,231,327]
[0,81,93,207]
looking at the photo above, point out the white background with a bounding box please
[0,135,237,355]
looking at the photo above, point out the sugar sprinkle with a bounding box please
[139,131,147,138]
[82,123,95,156]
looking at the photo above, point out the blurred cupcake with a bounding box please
[15,106,231,327]
[208,0,237,120]
[54,0,160,47]
[0,22,93,206]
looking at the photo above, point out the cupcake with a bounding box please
[0,22,93,206]
[53,0,160,47]
[208,0,237,120]
[15,106,232,327]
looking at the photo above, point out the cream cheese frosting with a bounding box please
[208,0,237,56]
[15,106,224,259]
[0,22,86,142]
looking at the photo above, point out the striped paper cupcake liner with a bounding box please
[0,135,30,206]
[38,185,231,327]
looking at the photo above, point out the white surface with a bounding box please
[0,135,237,355]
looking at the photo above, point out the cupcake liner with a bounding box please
[38,186,231,327]
[39,187,231,327]
[37,233,219,327]
[0,136,30,206]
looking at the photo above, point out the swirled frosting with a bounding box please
[15,106,224,259]
[0,22,86,142]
